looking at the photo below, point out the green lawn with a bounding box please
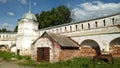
[0,51,120,68]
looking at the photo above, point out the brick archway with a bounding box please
[109,37,120,57]
[0,44,9,51]
[79,40,100,57]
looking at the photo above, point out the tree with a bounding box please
[36,5,71,29]
[0,28,7,32]
[14,25,18,32]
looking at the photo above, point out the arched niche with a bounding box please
[0,44,9,51]
[79,39,100,57]
[109,37,120,57]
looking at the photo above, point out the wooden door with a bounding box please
[37,47,50,62]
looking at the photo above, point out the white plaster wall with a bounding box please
[0,40,16,48]
[72,33,120,52]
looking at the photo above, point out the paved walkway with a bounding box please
[0,59,35,68]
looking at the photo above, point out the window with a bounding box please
[75,25,78,31]
[88,23,90,29]
[103,20,106,27]
[65,27,67,32]
[70,26,72,32]
[95,21,98,28]
[81,24,83,29]
[112,18,115,25]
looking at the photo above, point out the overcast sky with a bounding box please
[0,0,120,31]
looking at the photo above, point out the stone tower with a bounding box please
[16,11,38,55]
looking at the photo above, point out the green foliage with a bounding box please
[0,51,30,61]
[1,51,120,68]
[14,25,18,32]
[18,57,120,68]
[36,5,71,29]
[0,28,12,32]
[0,51,14,61]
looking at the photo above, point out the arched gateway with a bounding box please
[0,44,9,51]
[109,37,120,57]
[79,40,100,57]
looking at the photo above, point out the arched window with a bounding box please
[81,24,83,29]
[88,23,90,29]
[112,18,115,25]
[70,26,72,32]
[75,25,78,31]
[65,27,67,32]
[95,21,97,28]
[103,20,106,27]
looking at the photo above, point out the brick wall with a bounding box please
[79,46,97,57]
[110,46,120,57]
[59,49,79,61]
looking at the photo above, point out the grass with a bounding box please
[18,57,120,68]
[0,51,30,61]
[0,51,120,68]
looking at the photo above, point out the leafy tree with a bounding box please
[36,5,71,29]
[13,5,71,30]
[1,28,7,32]
[14,25,18,32]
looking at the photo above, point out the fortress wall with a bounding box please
[37,14,120,36]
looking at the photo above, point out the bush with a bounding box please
[0,51,15,61]
[0,51,29,61]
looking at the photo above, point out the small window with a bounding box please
[112,18,115,25]
[70,26,72,32]
[81,24,83,29]
[65,27,67,32]
[88,23,90,29]
[103,20,106,27]
[75,25,78,31]
[95,21,98,28]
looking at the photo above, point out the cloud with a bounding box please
[71,1,120,22]
[0,23,15,31]
[33,2,37,6]
[7,12,14,16]
[18,0,27,4]
[0,0,6,3]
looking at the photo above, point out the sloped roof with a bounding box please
[33,32,79,48]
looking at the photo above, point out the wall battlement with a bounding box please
[38,13,120,36]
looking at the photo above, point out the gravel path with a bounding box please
[0,58,35,68]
